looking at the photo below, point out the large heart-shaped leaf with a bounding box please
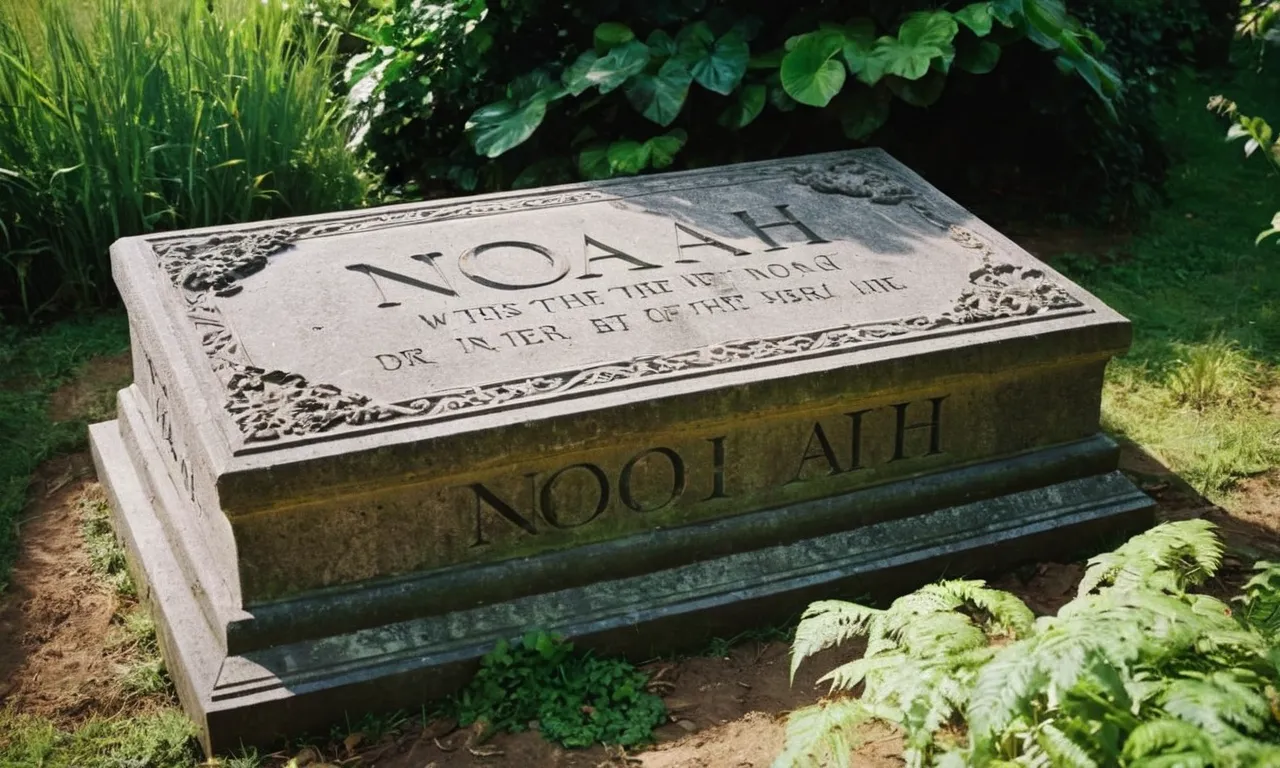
[839,87,890,140]
[646,129,687,169]
[780,30,847,107]
[585,40,651,94]
[625,58,693,126]
[594,22,635,53]
[955,2,995,36]
[467,94,552,158]
[579,143,613,180]
[562,50,600,96]
[957,39,1001,73]
[839,18,877,77]
[677,21,749,95]
[899,10,959,50]
[868,36,943,81]
[647,29,678,60]
[607,140,650,175]
[718,83,766,128]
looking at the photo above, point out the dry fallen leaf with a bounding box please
[343,731,364,755]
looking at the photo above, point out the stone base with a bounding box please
[90,418,1152,755]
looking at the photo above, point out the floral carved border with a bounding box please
[149,158,1089,446]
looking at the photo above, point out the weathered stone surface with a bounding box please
[90,149,1152,753]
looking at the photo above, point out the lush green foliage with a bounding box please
[0,0,371,319]
[452,630,667,749]
[0,313,128,591]
[341,0,1116,190]
[456,1,1118,179]
[779,520,1280,767]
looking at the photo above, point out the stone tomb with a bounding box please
[89,149,1153,753]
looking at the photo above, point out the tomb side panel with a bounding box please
[115,244,243,608]
[229,357,1107,601]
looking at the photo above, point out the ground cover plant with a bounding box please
[778,519,1280,767]
[451,630,667,749]
[0,0,372,319]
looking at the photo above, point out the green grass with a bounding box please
[0,0,372,318]
[0,312,128,591]
[1055,60,1280,500]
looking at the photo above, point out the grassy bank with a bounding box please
[1059,62,1280,500]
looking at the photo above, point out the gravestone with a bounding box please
[89,149,1153,753]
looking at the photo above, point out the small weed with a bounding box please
[329,709,411,747]
[1166,337,1257,409]
[79,493,134,596]
[452,631,667,749]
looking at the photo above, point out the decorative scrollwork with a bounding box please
[148,158,1087,445]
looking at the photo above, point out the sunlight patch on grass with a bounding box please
[1103,354,1280,499]
[0,708,198,768]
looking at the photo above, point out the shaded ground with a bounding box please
[2,427,1276,766]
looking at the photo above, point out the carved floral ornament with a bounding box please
[148,159,1088,445]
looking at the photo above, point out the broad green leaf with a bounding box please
[839,88,890,140]
[509,69,556,101]
[466,93,553,158]
[647,29,678,59]
[578,144,613,180]
[839,18,877,75]
[718,83,767,128]
[780,30,847,107]
[899,10,959,50]
[992,0,1023,26]
[677,22,749,95]
[869,36,944,81]
[957,39,1001,73]
[1023,0,1068,49]
[585,40,651,94]
[646,129,687,168]
[889,70,946,107]
[607,140,650,175]
[594,22,635,53]
[562,51,600,96]
[625,58,693,127]
[955,3,995,36]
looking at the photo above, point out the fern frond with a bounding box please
[790,601,878,682]
[1035,722,1099,768]
[1121,718,1213,761]
[941,580,1037,637]
[1161,674,1271,736]
[1078,520,1222,596]
[1238,560,1280,637]
[771,699,873,768]
[968,640,1047,747]
[817,653,907,693]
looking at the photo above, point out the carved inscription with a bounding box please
[466,396,946,547]
[149,154,1090,446]
[143,350,197,504]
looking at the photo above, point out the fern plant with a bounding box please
[778,520,1280,768]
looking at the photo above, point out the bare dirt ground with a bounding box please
[2,360,1278,767]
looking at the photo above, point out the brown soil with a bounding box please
[46,352,132,424]
[4,358,1280,766]
[0,455,122,720]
